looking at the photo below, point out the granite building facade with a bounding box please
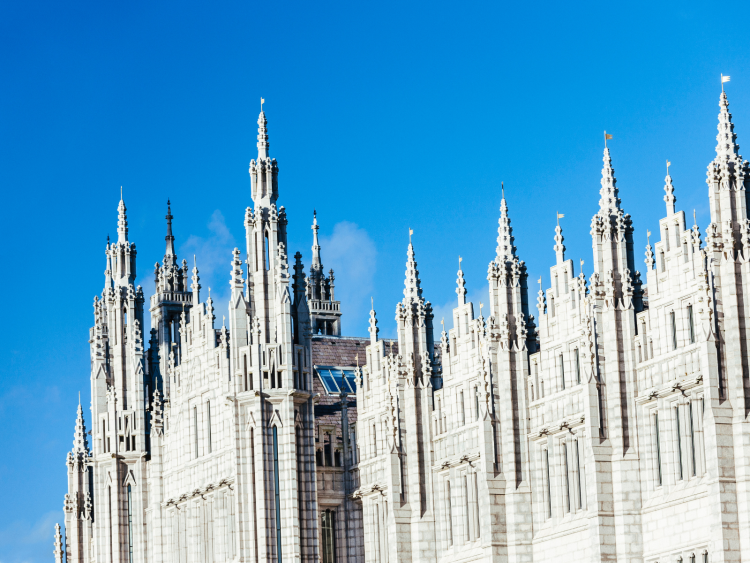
[57,88,750,562]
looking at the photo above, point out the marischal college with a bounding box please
[55,87,750,563]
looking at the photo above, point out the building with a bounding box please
[57,88,750,562]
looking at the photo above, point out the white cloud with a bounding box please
[319,221,377,336]
[0,510,62,563]
[178,210,237,326]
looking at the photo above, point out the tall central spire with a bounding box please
[496,184,517,264]
[117,191,128,243]
[599,147,621,215]
[716,90,740,160]
[403,237,423,304]
[165,199,176,261]
[311,210,321,269]
[257,108,269,160]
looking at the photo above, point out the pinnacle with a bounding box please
[311,211,322,270]
[257,107,270,160]
[403,242,423,304]
[496,189,516,263]
[598,147,621,215]
[117,191,128,243]
[165,199,176,260]
[72,401,89,455]
[715,90,740,160]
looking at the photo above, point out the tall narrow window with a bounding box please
[464,475,470,541]
[676,405,683,480]
[272,426,282,562]
[574,349,581,384]
[127,485,134,563]
[194,406,199,459]
[265,232,270,271]
[373,424,377,456]
[460,391,465,425]
[703,552,708,563]
[683,241,689,262]
[473,473,480,538]
[446,481,453,546]
[559,353,565,390]
[688,305,695,344]
[655,413,662,486]
[375,504,381,563]
[207,401,212,454]
[550,297,555,318]
[554,274,559,296]
[475,387,480,421]
[689,401,696,477]
[321,509,336,563]
[563,442,571,513]
[660,250,666,272]
[575,439,584,509]
[108,486,113,563]
[244,355,248,391]
[597,385,605,437]
[544,449,552,518]
[671,311,678,350]
[665,227,670,251]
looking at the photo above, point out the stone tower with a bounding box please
[307,211,342,335]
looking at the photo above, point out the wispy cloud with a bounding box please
[0,510,62,563]
[430,285,490,334]
[178,210,237,325]
[319,221,377,336]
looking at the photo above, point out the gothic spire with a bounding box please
[664,163,676,215]
[257,104,269,160]
[72,399,89,455]
[554,220,565,265]
[368,298,379,344]
[54,523,64,563]
[599,146,621,215]
[165,199,176,261]
[495,183,517,264]
[311,210,322,270]
[117,189,128,243]
[716,90,740,160]
[403,233,423,304]
[456,256,466,305]
[191,255,201,304]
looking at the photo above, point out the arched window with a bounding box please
[683,241,689,262]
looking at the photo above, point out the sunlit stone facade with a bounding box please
[58,90,750,563]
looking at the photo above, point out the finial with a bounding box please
[441,317,445,329]
[580,258,584,271]
[604,131,613,148]
[371,296,374,310]
[261,97,265,111]
[223,315,226,328]
[666,159,671,174]
[78,391,81,406]
[193,254,196,267]
[647,229,651,246]
[693,209,697,227]
[479,302,484,317]
[501,181,505,200]
[356,353,359,368]
[458,255,462,268]
[120,185,122,200]
[538,276,542,290]
[556,211,564,227]
[409,228,413,245]
[721,74,731,92]
[208,287,211,298]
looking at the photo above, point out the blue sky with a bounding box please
[2,0,750,560]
